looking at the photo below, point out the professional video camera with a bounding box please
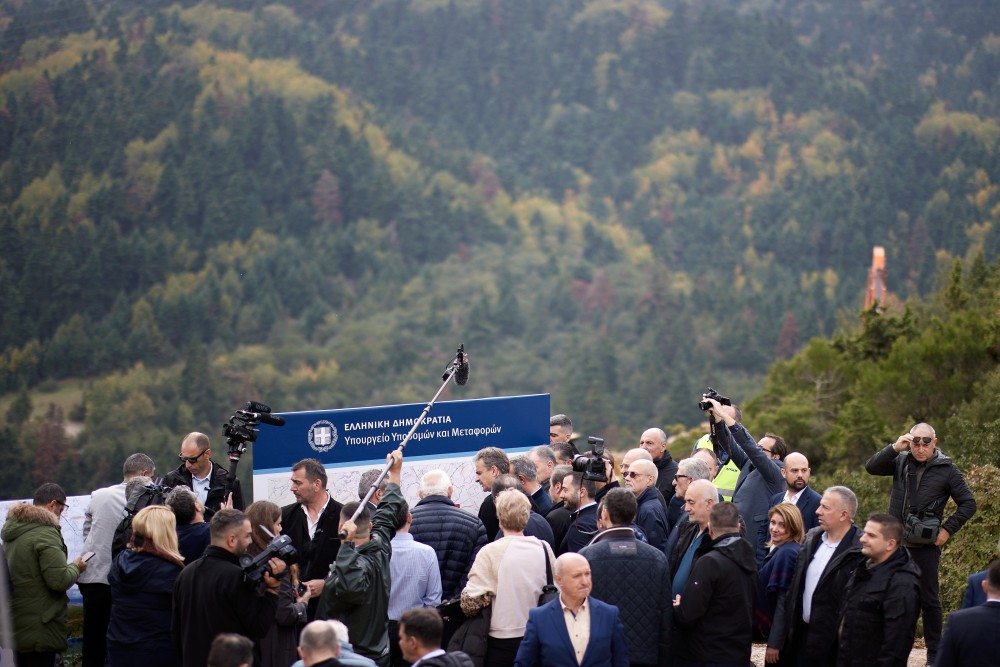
[571,436,607,482]
[240,530,298,584]
[223,400,285,459]
[698,387,732,412]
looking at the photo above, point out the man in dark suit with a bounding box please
[937,558,1000,667]
[513,552,628,667]
[961,536,1000,609]
[281,458,343,619]
[769,452,821,532]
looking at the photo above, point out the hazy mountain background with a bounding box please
[2,0,1000,508]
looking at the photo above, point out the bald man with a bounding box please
[769,452,822,532]
[639,428,679,503]
[620,448,667,514]
[513,553,628,667]
[624,459,670,553]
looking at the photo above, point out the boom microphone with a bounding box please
[257,412,286,427]
[455,345,469,386]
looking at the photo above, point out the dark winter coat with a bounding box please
[580,527,672,666]
[1,503,82,653]
[318,482,404,666]
[773,525,865,665]
[162,461,244,518]
[409,494,488,600]
[673,532,757,665]
[176,521,210,565]
[171,545,279,667]
[420,650,476,667]
[836,547,921,667]
[864,445,976,541]
[559,503,598,554]
[543,502,571,551]
[107,548,183,666]
[653,454,679,503]
[634,486,670,553]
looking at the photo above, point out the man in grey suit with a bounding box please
[78,453,156,667]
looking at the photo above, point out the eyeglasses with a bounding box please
[55,500,68,510]
[760,447,774,454]
[178,449,209,464]
[674,474,691,481]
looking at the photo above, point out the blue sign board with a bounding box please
[253,394,550,473]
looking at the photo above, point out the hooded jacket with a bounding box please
[673,531,757,664]
[836,547,921,667]
[107,548,183,665]
[1,502,81,652]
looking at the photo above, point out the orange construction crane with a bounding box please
[864,246,887,312]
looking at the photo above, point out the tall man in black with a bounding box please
[558,471,599,553]
[865,422,977,664]
[163,432,244,518]
[937,558,1000,667]
[281,458,344,619]
[172,509,286,667]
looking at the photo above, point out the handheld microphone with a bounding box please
[455,344,469,386]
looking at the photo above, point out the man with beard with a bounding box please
[770,452,821,532]
[172,509,287,667]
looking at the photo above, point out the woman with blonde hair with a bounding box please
[459,488,556,667]
[107,504,185,666]
[244,500,310,667]
[756,502,805,665]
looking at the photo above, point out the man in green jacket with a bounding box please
[318,450,404,667]
[2,483,88,667]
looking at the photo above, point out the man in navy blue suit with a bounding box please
[769,452,821,532]
[937,558,1000,667]
[513,553,628,667]
[961,536,1000,609]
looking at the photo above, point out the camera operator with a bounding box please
[164,432,244,518]
[171,508,287,667]
[864,422,976,664]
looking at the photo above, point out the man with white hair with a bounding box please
[623,458,670,553]
[409,469,488,600]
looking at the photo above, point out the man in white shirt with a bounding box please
[769,486,864,667]
[163,432,244,517]
[769,452,822,532]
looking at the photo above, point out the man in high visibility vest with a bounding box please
[693,408,741,502]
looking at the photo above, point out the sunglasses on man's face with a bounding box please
[910,436,934,446]
[178,449,209,464]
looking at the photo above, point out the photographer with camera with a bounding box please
[171,508,287,667]
[164,432,244,519]
[864,422,977,664]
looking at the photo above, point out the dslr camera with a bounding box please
[571,436,608,483]
[698,387,732,412]
[240,533,298,584]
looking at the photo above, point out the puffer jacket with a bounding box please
[410,495,488,599]
[1,503,82,652]
[580,527,671,665]
[107,548,183,666]
[864,445,976,541]
[836,547,921,667]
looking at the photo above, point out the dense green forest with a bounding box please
[1,0,999,506]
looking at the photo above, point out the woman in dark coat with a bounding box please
[107,505,185,667]
[756,503,804,666]
[245,500,310,667]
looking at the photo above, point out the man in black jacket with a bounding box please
[581,488,671,667]
[865,422,977,664]
[770,486,865,667]
[410,469,487,601]
[836,513,920,667]
[281,458,344,619]
[672,501,756,666]
[172,508,286,667]
[318,450,405,667]
[398,608,474,667]
[639,428,680,503]
[163,432,244,518]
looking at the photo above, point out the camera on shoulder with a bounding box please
[241,533,298,583]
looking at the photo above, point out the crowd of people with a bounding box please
[1,398,998,667]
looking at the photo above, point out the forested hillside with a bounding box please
[1,0,999,497]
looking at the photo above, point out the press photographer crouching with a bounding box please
[172,508,289,667]
[864,422,977,665]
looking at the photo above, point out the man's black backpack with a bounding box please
[111,483,168,558]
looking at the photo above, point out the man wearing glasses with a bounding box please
[865,422,977,666]
[164,432,244,518]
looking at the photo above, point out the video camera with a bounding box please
[698,387,732,412]
[571,436,608,482]
[240,531,298,584]
[223,401,285,462]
